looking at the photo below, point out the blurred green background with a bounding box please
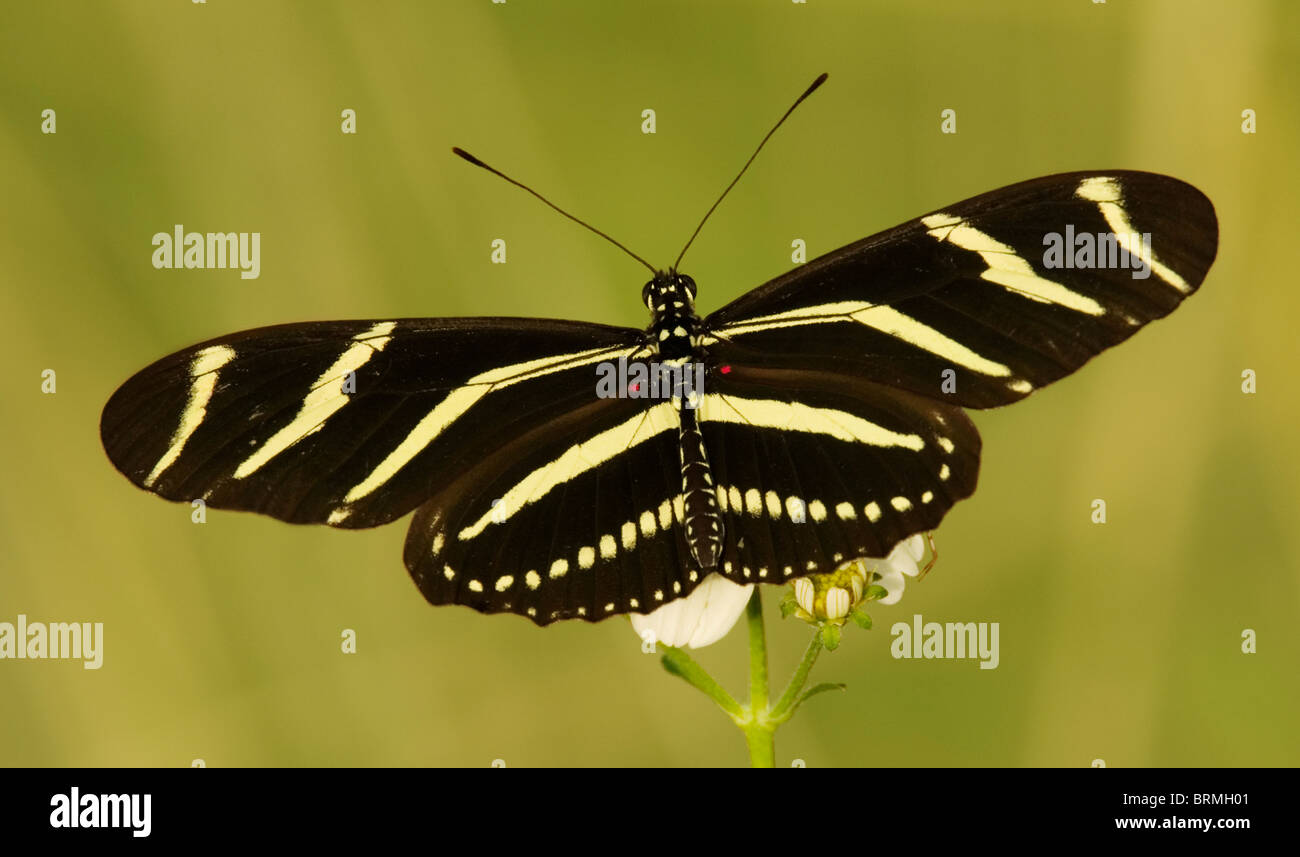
[2,0,1297,767]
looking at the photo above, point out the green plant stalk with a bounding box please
[743,589,775,767]
[659,646,744,721]
[769,632,825,723]
[658,587,833,768]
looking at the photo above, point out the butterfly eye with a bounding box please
[642,281,656,310]
[679,275,698,301]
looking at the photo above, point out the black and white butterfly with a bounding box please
[101,74,1218,626]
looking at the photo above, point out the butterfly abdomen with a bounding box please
[679,405,722,569]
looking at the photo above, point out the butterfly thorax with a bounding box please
[643,270,702,361]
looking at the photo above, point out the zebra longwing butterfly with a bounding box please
[101,74,1218,626]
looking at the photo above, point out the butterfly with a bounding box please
[101,74,1218,625]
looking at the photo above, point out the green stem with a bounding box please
[746,589,770,712]
[744,589,775,767]
[743,722,775,768]
[769,631,824,723]
[655,588,834,767]
[659,646,744,721]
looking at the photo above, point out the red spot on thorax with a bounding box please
[719,365,732,374]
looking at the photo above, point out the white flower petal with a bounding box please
[873,566,907,605]
[883,537,922,578]
[825,587,851,620]
[630,574,753,649]
[793,577,815,614]
[902,534,926,562]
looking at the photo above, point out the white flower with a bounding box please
[869,534,926,606]
[630,573,753,649]
[629,535,928,647]
[789,534,929,624]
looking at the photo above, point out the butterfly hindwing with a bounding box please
[705,170,1218,409]
[101,318,644,527]
[697,363,979,585]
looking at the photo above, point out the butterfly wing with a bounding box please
[101,317,645,527]
[697,362,979,583]
[705,171,1218,409]
[102,171,1219,624]
[403,397,701,625]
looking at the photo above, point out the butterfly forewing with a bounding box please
[101,318,644,527]
[705,171,1218,409]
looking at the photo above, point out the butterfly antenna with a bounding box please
[673,72,828,271]
[452,147,657,274]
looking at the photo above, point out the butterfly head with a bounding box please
[643,270,698,314]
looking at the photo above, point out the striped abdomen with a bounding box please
[678,406,722,568]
